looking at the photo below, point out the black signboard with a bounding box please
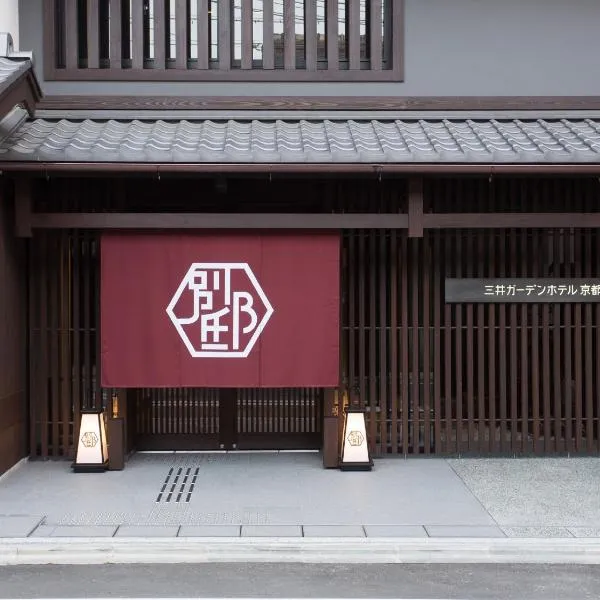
[445,279,600,303]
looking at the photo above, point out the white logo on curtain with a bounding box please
[166,263,274,358]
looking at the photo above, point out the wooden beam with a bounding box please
[0,72,41,119]
[38,95,600,112]
[423,213,600,229]
[15,179,32,238]
[408,177,424,238]
[28,212,409,230]
[23,211,600,231]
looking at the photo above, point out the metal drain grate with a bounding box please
[156,466,199,503]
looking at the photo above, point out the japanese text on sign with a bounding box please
[445,279,600,303]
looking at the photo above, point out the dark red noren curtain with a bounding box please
[101,232,340,387]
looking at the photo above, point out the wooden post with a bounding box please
[107,389,127,469]
[322,388,339,468]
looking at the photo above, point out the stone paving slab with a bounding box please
[242,525,302,537]
[364,525,428,538]
[449,458,600,527]
[425,525,506,538]
[30,525,117,537]
[569,527,600,538]
[179,526,241,537]
[303,525,365,537]
[0,454,495,527]
[0,516,43,538]
[114,526,180,537]
[502,526,574,538]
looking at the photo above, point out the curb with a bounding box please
[2,537,600,565]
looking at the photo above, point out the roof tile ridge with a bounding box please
[440,119,466,154]
[464,119,494,154]
[511,119,547,154]
[488,118,520,153]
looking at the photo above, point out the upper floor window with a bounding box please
[45,0,403,81]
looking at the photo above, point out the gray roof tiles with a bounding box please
[1,115,600,163]
[0,57,31,96]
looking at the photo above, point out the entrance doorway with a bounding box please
[133,388,323,451]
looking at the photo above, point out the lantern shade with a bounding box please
[72,411,109,472]
[340,407,373,471]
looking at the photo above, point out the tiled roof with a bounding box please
[1,115,600,163]
[0,57,31,96]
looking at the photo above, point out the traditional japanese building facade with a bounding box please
[1,0,600,473]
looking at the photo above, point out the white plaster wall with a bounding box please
[0,0,19,49]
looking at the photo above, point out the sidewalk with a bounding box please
[1,452,600,564]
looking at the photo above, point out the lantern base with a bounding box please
[340,460,373,471]
[72,461,108,473]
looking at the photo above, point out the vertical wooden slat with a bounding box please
[369,230,377,451]
[465,228,474,451]
[326,0,338,71]
[369,0,382,70]
[131,0,145,68]
[433,228,442,453]
[43,0,57,76]
[391,0,403,72]
[509,228,518,453]
[82,234,91,412]
[358,231,366,412]
[110,0,122,69]
[241,0,253,69]
[175,0,188,69]
[262,0,274,69]
[60,234,71,456]
[531,224,540,454]
[443,229,452,453]
[28,235,39,457]
[410,239,419,453]
[65,0,79,69]
[218,0,231,70]
[94,236,102,412]
[401,234,409,455]
[552,229,562,452]
[390,229,398,454]
[87,0,100,68]
[584,230,594,452]
[283,0,296,70]
[477,230,486,452]
[488,227,497,453]
[40,234,50,457]
[348,0,360,70]
[542,251,552,452]
[348,232,356,412]
[520,226,529,453]
[454,230,463,454]
[49,237,60,456]
[305,0,317,71]
[379,229,388,452]
[153,0,166,68]
[497,229,507,452]
[564,227,573,453]
[196,0,209,69]
[423,232,431,454]
[574,229,583,452]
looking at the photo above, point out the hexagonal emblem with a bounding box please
[166,263,274,358]
[347,431,364,447]
[81,431,98,448]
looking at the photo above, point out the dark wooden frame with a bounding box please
[36,95,600,112]
[0,68,42,120]
[43,0,404,82]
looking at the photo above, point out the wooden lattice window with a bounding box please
[44,0,404,81]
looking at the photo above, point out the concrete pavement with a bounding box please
[0,452,599,564]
